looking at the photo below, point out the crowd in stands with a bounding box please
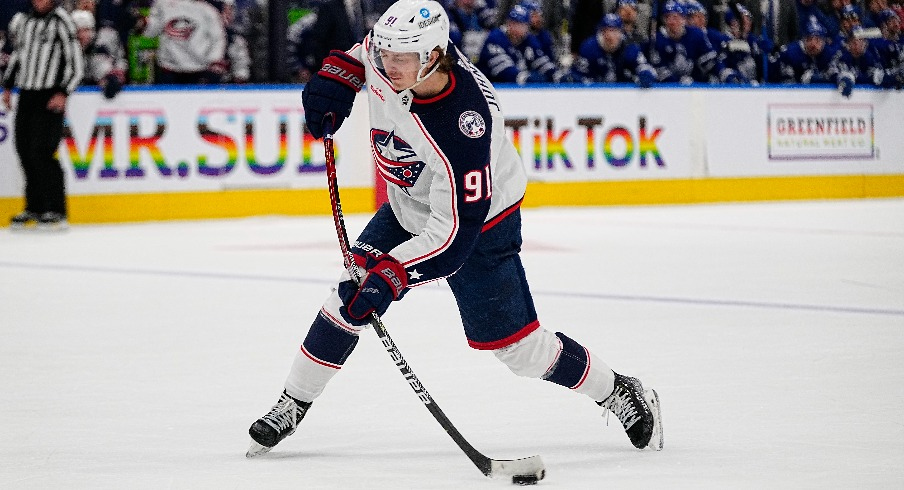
[1,0,903,97]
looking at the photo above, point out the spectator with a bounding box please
[71,9,126,98]
[773,19,853,96]
[143,0,226,84]
[570,13,655,86]
[838,27,892,88]
[286,10,319,83]
[893,0,904,21]
[96,0,147,52]
[219,0,251,83]
[239,0,268,82]
[685,1,727,54]
[647,0,728,84]
[447,0,495,62]
[476,4,558,84]
[0,0,30,75]
[285,0,359,83]
[72,0,99,14]
[2,0,84,230]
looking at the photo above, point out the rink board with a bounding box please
[1,85,902,223]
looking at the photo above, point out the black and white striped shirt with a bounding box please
[2,6,84,94]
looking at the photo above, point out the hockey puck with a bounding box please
[511,474,540,486]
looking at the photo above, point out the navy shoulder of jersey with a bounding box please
[406,62,494,280]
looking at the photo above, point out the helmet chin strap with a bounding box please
[407,54,442,93]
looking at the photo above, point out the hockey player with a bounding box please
[476,4,559,84]
[838,27,894,87]
[571,13,656,87]
[835,4,863,46]
[446,0,496,63]
[774,20,854,96]
[723,4,761,83]
[520,0,557,65]
[616,0,648,46]
[247,0,663,460]
[684,0,725,54]
[647,0,734,84]
[873,8,903,87]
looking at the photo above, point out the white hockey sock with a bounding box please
[284,346,343,403]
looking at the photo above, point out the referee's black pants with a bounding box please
[14,90,67,217]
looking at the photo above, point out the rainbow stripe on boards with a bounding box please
[585,124,598,168]
[638,120,664,167]
[299,128,327,173]
[197,112,238,176]
[545,123,571,169]
[603,127,633,167]
[245,111,287,175]
[128,111,169,177]
[63,111,115,179]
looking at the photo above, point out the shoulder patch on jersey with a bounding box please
[458,111,486,138]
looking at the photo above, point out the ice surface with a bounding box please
[1,199,902,489]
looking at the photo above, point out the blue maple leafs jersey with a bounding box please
[647,25,724,83]
[571,36,654,83]
[872,37,904,87]
[775,41,845,84]
[476,27,557,84]
[347,40,527,287]
[838,43,893,87]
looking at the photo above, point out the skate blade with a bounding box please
[246,440,274,458]
[643,389,664,451]
[36,223,69,232]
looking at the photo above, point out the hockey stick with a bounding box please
[321,118,545,483]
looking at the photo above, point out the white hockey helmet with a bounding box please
[370,0,450,78]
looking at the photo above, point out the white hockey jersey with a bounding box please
[347,38,528,287]
[143,0,226,73]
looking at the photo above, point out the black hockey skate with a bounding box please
[246,391,312,458]
[9,211,38,230]
[598,373,663,451]
[37,212,69,231]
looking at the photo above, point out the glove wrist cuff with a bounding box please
[319,50,365,92]
[372,257,408,300]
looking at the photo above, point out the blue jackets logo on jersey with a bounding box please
[458,111,486,138]
[371,129,426,191]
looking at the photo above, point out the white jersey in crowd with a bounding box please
[143,0,226,73]
[84,26,127,84]
[346,38,528,286]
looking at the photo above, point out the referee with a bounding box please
[2,0,83,230]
